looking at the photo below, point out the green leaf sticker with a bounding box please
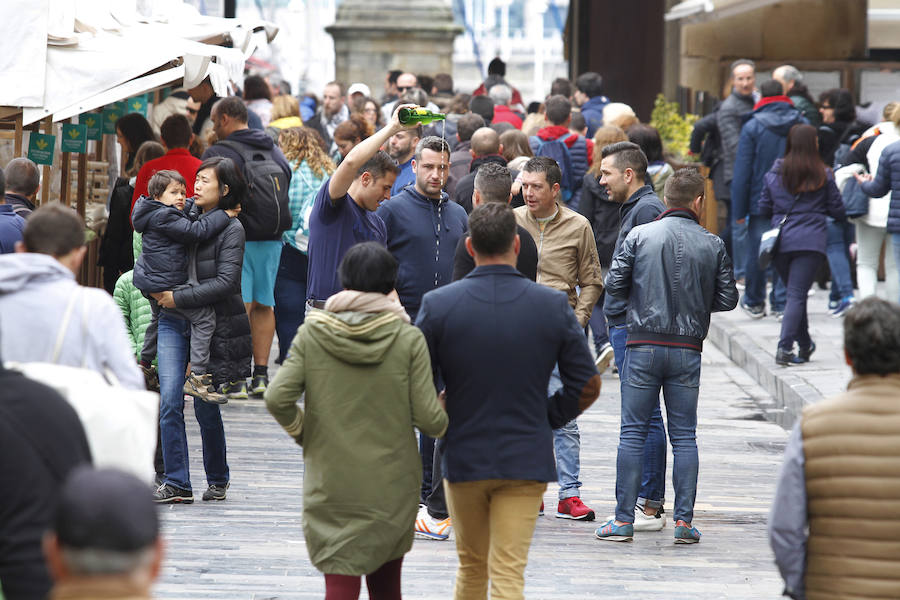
[102,107,122,134]
[80,112,102,140]
[61,124,87,153]
[27,133,56,165]
[126,94,148,117]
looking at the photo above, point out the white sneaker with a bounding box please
[594,343,615,374]
[605,506,665,532]
[414,504,452,541]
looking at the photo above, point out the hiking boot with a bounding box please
[740,299,765,319]
[798,341,816,362]
[595,519,633,542]
[220,380,249,400]
[140,364,159,392]
[184,373,227,404]
[202,483,229,501]
[153,483,193,504]
[414,504,451,540]
[250,373,269,396]
[674,520,701,544]
[594,343,615,374]
[775,348,804,366]
[556,497,595,521]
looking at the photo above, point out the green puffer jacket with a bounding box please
[265,308,448,575]
[113,270,153,362]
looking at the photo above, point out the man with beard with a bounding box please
[307,81,350,156]
[387,125,422,196]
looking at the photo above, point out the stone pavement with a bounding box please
[708,285,862,428]
[153,342,790,599]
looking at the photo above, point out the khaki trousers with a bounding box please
[444,479,547,600]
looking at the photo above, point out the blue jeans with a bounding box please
[616,345,700,524]
[588,293,609,353]
[730,216,748,280]
[826,218,855,302]
[549,365,581,500]
[609,324,666,509]
[745,215,786,310]
[157,312,229,492]
[273,243,309,363]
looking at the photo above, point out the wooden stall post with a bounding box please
[59,119,71,206]
[76,154,87,219]
[14,114,23,156]
[40,117,53,206]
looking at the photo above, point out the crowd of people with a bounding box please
[1,54,900,600]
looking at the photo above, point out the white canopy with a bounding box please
[0,0,277,125]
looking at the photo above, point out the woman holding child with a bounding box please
[151,156,252,504]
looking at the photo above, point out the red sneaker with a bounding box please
[556,497,595,521]
[538,501,544,516]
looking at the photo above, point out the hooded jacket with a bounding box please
[376,186,468,321]
[113,270,153,362]
[580,94,610,138]
[130,195,230,293]
[265,309,447,575]
[605,208,739,350]
[0,253,144,390]
[731,97,807,218]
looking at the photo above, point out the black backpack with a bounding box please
[217,141,291,241]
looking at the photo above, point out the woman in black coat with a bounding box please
[150,156,251,504]
[759,124,846,366]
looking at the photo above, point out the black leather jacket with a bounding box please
[605,208,738,350]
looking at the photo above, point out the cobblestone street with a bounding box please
[155,342,789,599]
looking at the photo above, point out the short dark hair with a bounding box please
[487,57,506,76]
[469,202,516,256]
[544,95,572,125]
[159,114,192,149]
[844,297,900,375]
[356,150,400,179]
[457,113,486,142]
[415,136,451,161]
[469,96,495,124]
[601,141,648,178]
[575,72,604,98]
[664,168,705,208]
[523,156,562,188]
[325,80,346,97]
[819,88,856,122]
[433,73,454,93]
[474,162,511,203]
[213,96,249,124]
[0,166,5,198]
[570,111,586,132]
[243,75,272,102]
[339,241,398,294]
[23,204,85,256]
[148,170,186,199]
[550,78,574,99]
[627,124,664,163]
[195,156,247,210]
[760,79,783,98]
[388,70,402,85]
[4,157,40,196]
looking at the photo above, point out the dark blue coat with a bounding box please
[415,264,597,484]
[758,159,846,255]
[376,186,468,321]
[731,99,807,218]
[0,205,25,254]
[131,196,230,293]
[580,94,609,138]
[860,139,900,233]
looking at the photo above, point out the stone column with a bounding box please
[326,0,462,100]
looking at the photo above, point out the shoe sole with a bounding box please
[250,388,266,397]
[556,511,595,521]
[594,348,614,373]
[595,533,633,542]
[154,495,194,504]
[414,531,450,541]
[741,307,765,319]
[674,537,700,544]
[202,494,226,501]
[227,392,249,399]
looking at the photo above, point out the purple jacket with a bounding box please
[758,159,846,255]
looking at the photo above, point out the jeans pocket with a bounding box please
[676,349,702,388]
[624,346,655,387]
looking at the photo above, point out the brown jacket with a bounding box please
[514,203,603,327]
[801,373,900,600]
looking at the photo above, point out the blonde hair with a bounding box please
[603,102,638,131]
[521,113,547,137]
[889,102,900,129]
[271,95,300,121]
[278,127,335,179]
[589,125,628,175]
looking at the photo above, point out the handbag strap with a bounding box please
[51,289,81,363]
[778,193,802,227]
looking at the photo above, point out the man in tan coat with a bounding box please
[770,297,900,600]
[515,156,604,521]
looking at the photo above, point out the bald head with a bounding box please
[470,127,501,158]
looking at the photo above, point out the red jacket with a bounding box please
[492,105,523,129]
[131,148,202,214]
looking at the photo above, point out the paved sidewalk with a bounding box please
[153,343,789,599]
[708,285,856,427]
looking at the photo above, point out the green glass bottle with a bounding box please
[398,106,446,125]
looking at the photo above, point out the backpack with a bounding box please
[530,135,574,204]
[217,140,291,241]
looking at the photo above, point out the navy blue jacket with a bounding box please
[731,98,807,218]
[580,94,609,138]
[0,205,25,254]
[376,186,468,320]
[861,139,900,233]
[758,159,847,255]
[415,265,597,484]
[131,196,230,293]
[603,185,665,324]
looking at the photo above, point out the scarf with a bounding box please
[324,290,411,324]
